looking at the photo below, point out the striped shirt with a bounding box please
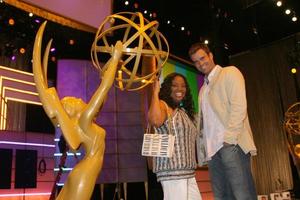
[152,108,198,182]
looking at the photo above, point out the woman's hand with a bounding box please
[153,77,160,96]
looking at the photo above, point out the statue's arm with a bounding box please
[79,41,123,130]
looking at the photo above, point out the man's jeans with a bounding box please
[208,145,257,200]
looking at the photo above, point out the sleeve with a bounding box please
[223,67,248,144]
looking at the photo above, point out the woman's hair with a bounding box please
[159,73,195,121]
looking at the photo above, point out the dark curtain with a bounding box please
[229,33,300,194]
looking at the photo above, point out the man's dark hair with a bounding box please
[188,42,211,57]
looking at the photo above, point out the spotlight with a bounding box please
[28,12,33,17]
[51,56,56,62]
[204,40,209,44]
[224,43,229,50]
[181,26,185,31]
[11,55,16,61]
[35,19,41,23]
[144,10,148,14]
[50,48,56,52]
[276,1,282,7]
[285,9,291,15]
[124,1,129,5]
[292,13,298,22]
[8,18,15,26]
[252,27,258,35]
[69,39,75,45]
[0,0,3,3]
[19,48,26,54]
[167,20,171,24]
[292,16,298,22]
[291,68,297,74]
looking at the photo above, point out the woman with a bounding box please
[148,73,202,200]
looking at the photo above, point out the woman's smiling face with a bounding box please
[170,75,186,104]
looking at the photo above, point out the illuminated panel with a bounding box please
[0,141,55,148]
[0,66,41,130]
[0,192,51,197]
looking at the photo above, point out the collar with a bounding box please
[205,65,221,84]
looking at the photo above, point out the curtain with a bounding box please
[229,33,300,194]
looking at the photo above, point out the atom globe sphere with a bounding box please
[91,12,169,91]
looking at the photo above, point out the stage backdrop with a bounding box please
[56,59,148,185]
[55,57,204,185]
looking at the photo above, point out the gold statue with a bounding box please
[284,102,300,177]
[32,12,168,200]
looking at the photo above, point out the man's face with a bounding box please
[190,49,215,75]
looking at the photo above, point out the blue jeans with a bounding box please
[208,145,257,200]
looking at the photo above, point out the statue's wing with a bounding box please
[33,21,61,120]
[33,21,81,150]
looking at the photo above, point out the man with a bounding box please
[189,42,257,200]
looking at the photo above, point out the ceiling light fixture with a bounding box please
[276,1,282,7]
[285,9,291,15]
[8,18,15,26]
[292,12,298,22]
[291,68,297,73]
[69,39,75,45]
[19,48,26,54]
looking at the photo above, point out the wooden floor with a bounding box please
[196,167,214,200]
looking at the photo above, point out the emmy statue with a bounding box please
[32,12,168,200]
[284,102,300,177]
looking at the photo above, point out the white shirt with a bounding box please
[201,65,225,160]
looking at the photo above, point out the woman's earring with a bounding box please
[179,101,184,107]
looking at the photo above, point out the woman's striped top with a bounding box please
[153,108,198,182]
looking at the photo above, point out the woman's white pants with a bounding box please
[160,177,202,200]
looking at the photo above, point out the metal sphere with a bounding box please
[91,12,169,91]
[285,102,300,135]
